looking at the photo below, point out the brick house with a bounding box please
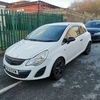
[0,1,9,27]
[6,0,60,13]
[0,1,9,6]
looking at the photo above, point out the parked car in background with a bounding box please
[3,22,91,80]
[85,20,100,42]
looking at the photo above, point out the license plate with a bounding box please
[5,66,19,75]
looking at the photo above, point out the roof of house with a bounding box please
[6,0,60,8]
[0,1,9,6]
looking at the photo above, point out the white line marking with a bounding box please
[0,81,22,95]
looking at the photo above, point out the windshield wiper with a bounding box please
[25,38,56,42]
[39,40,56,42]
[25,38,39,41]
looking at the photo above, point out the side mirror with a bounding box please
[67,37,75,44]
[63,38,67,44]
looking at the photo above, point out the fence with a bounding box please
[0,10,63,50]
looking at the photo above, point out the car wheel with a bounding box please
[51,58,65,80]
[84,42,91,55]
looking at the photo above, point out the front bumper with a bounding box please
[92,35,100,42]
[4,67,31,78]
[3,57,54,80]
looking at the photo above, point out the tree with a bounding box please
[69,0,100,15]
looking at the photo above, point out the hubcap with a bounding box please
[55,59,64,77]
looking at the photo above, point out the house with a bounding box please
[0,1,9,10]
[6,0,60,13]
[0,1,9,27]
[0,1,9,6]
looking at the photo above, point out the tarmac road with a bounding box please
[0,43,100,100]
[0,57,18,90]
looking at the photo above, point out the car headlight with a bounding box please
[26,50,49,66]
[94,32,100,35]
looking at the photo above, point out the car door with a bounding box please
[62,26,82,63]
[78,26,88,51]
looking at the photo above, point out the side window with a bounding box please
[79,26,86,35]
[67,26,79,38]
[62,26,79,45]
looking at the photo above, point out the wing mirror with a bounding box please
[63,37,75,44]
[67,37,75,43]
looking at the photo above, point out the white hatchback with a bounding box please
[3,22,91,80]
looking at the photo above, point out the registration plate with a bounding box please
[5,66,19,75]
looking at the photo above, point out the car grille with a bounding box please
[5,55,25,65]
[92,35,100,41]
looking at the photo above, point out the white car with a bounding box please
[3,22,91,80]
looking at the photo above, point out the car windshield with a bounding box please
[25,25,67,42]
[85,21,100,28]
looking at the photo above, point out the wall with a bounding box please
[43,8,100,23]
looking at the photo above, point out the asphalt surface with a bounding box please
[0,43,100,100]
[0,57,18,90]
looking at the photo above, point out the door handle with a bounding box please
[80,39,83,41]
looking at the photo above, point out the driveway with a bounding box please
[0,43,100,100]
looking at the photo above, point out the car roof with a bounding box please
[44,22,85,26]
[87,20,100,22]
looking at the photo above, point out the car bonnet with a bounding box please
[5,39,57,59]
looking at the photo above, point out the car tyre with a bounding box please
[51,58,65,80]
[83,42,91,55]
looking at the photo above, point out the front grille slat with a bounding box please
[5,55,25,65]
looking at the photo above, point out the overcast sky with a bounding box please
[1,0,75,8]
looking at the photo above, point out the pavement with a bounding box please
[0,43,100,100]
